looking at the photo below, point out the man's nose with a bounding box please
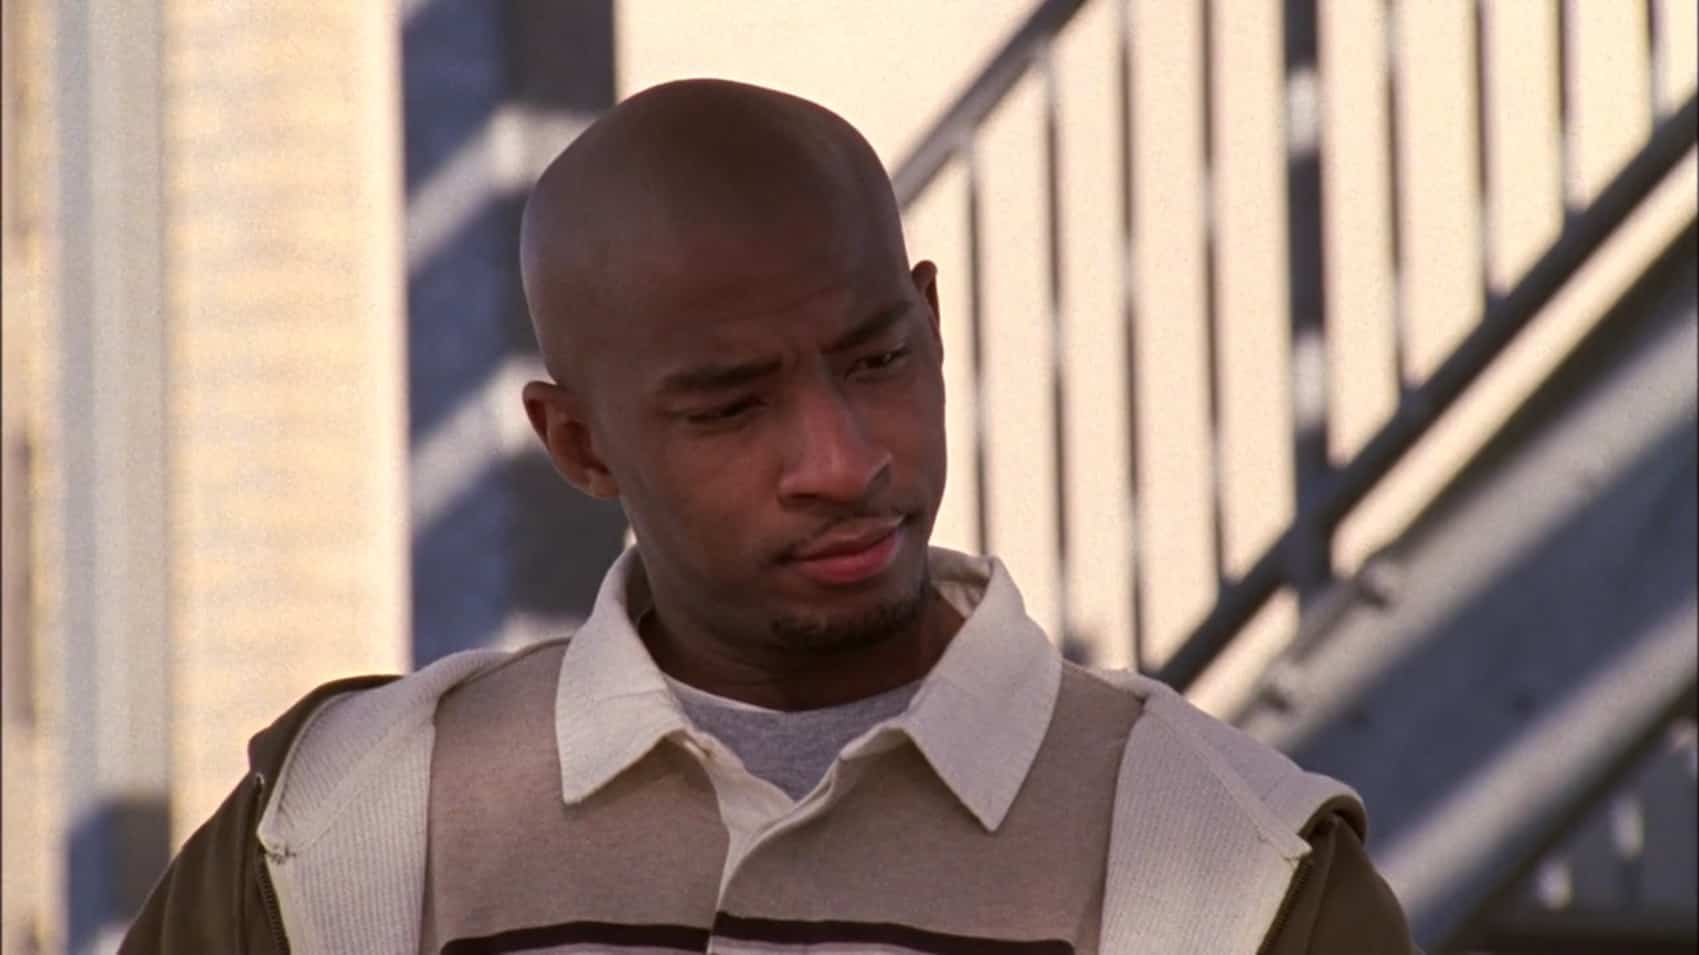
[776,386,890,506]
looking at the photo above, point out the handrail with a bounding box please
[889,0,1091,208]
[886,0,1694,694]
[1156,92,1699,692]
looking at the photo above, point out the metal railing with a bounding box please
[1161,91,1696,691]
[892,0,1092,663]
[1448,688,1698,952]
[890,0,1698,685]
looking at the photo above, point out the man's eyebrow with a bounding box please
[657,357,784,396]
[825,301,911,355]
[654,302,912,397]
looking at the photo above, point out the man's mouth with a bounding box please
[787,516,907,585]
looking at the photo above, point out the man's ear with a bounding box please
[521,380,621,499]
[911,260,941,354]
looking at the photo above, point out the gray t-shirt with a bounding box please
[667,677,923,800]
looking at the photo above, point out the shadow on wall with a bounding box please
[1281,233,1698,855]
[1248,227,1699,947]
[1305,404,1695,843]
[67,796,170,954]
[413,450,628,665]
[403,0,626,667]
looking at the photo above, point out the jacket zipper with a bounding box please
[251,772,293,955]
[1254,856,1312,955]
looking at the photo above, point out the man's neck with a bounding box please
[639,592,962,711]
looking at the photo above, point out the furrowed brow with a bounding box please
[825,302,909,355]
[655,302,911,396]
[657,357,783,396]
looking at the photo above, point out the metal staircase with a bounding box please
[890,1,1698,950]
[1238,224,1697,952]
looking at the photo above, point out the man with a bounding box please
[123,79,1414,954]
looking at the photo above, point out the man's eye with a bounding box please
[854,347,910,376]
[686,398,759,425]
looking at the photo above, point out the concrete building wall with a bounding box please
[3,0,409,949]
[4,2,68,950]
[161,0,410,844]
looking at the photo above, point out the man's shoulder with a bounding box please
[245,672,404,782]
[1070,663,1368,842]
[1080,666,1391,951]
[253,641,568,835]
[434,638,571,736]
[280,639,571,753]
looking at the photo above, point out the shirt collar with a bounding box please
[553,546,1063,832]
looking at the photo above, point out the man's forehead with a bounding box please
[638,287,917,395]
[620,210,901,330]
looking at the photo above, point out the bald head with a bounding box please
[520,79,908,390]
[518,81,950,683]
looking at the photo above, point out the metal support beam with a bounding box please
[1283,0,1335,610]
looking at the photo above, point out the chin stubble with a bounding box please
[767,569,932,655]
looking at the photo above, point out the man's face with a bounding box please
[586,213,947,656]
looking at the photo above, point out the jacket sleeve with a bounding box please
[117,772,285,955]
[1259,812,1418,955]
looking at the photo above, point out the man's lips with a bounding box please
[790,516,906,561]
[787,517,907,585]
